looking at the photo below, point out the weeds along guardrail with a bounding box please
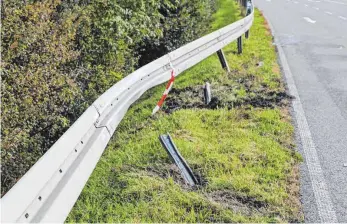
[1,1,254,222]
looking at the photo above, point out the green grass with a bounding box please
[211,0,241,31]
[67,0,303,222]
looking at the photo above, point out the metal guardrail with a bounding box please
[1,2,254,222]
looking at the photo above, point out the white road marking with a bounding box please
[324,0,347,4]
[305,4,309,6]
[294,1,299,3]
[262,15,338,224]
[313,7,320,10]
[325,11,333,14]
[303,17,317,23]
[339,16,347,20]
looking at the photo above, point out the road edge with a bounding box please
[259,10,338,223]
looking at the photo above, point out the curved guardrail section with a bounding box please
[1,3,254,223]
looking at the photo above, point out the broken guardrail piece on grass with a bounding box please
[159,134,198,186]
[204,82,212,105]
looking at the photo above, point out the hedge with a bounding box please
[1,0,216,195]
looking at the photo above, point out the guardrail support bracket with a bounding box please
[217,49,230,72]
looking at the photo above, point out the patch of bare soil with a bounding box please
[206,190,268,216]
[144,163,208,189]
[163,80,293,113]
[129,164,273,218]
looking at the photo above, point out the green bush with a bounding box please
[1,0,83,195]
[1,0,216,195]
[137,0,216,65]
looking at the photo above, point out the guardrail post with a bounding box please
[237,36,243,54]
[241,0,247,15]
[217,49,230,72]
[245,0,251,39]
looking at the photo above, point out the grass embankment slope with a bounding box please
[67,0,303,222]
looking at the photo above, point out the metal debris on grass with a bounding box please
[159,134,198,186]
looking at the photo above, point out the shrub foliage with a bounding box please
[1,0,216,195]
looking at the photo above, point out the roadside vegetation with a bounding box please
[1,0,217,195]
[67,0,303,222]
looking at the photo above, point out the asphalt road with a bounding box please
[254,0,347,222]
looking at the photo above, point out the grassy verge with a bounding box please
[67,0,303,222]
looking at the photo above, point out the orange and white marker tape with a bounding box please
[152,64,175,115]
